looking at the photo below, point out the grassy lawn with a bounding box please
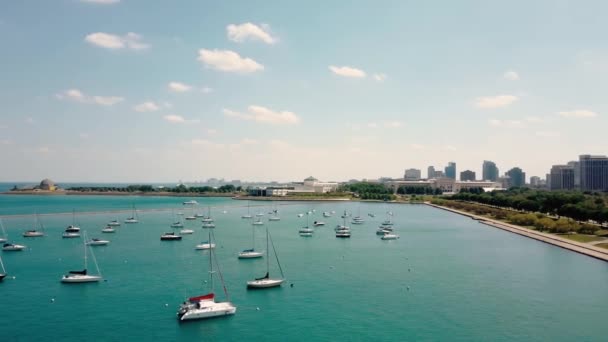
[559,234,606,243]
[595,243,608,250]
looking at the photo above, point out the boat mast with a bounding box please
[251,221,256,250]
[269,230,284,279]
[87,232,102,276]
[83,231,88,271]
[0,255,6,274]
[208,230,214,293]
[266,228,270,276]
[0,218,6,238]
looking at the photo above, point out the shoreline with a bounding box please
[1,190,236,197]
[426,202,608,262]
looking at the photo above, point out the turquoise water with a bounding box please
[1,195,607,341]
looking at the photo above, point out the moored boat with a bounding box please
[61,232,102,283]
[2,243,26,251]
[247,228,285,289]
[161,232,182,241]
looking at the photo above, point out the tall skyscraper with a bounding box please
[579,155,608,191]
[482,160,499,181]
[530,176,542,187]
[505,167,526,187]
[427,166,436,179]
[567,161,580,188]
[460,170,476,181]
[444,162,456,179]
[404,168,421,180]
[550,165,575,190]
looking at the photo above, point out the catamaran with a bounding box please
[61,232,102,283]
[238,222,264,259]
[247,228,285,289]
[23,213,45,237]
[177,231,236,321]
[125,204,139,224]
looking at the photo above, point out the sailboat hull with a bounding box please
[238,251,263,259]
[61,275,102,283]
[247,278,284,289]
[0,273,6,281]
[178,302,236,321]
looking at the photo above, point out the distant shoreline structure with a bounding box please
[1,190,236,197]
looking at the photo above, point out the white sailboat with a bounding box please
[2,242,26,251]
[23,213,45,237]
[177,231,236,321]
[252,217,264,226]
[335,214,351,238]
[170,210,184,228]
[64,209,81,233]
[0,218,8,243]
[124,204,139,224]
[180,229,194,235]
[299,214,314,236]
[107,220,121,227]
[61,232,102,283]
[241,202,253,219]
[195,241,216,250]
[238,222,264,259]
[101,225,115,233]
[0,255,7,281]
[183,200,198,205]
[202,207,215,228]
[381,233,400,240]
[185,206,197,221]
[86,238,110,246]
[247,228,285,289]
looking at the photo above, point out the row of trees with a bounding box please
[452,187,608,224]
[397,186,442,195]
[433,199,600,234]
[338,182,397,201]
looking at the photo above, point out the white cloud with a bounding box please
[383,121,403,128]
[535,131,561,137]
[329,65,366,78]
[410,144,425,150]
[241,138,259,145]
[164,114,199,124]
[227,23,277,44]
[168,82,192,93]
[197,49,263,73]
[488,119,524,128]
[557,110,598,118]
[367,122,378,128]
[503,70,520,81]
[56,89,124,106]
[373,73,387,82]
[85,32,149,50]
[525,116,544,123]
[474,95,518,109]
[200,87,213,94]
[80,0,120,3]
[223,105,300,125]
[134,101,161,112]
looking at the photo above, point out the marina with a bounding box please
[0,195,607,340]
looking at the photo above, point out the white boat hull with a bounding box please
[238,251,264,259]
[299,232,313,237]
[2,244,26,251]
[107,222,121,226]
[124,219,139,224]
[62,233,80,238]
[102,229,115,233]
[179,302,236,321]
[23,232,44,237]
[61,274,102,283]
[381,234,400,240]
[202,224,216,229]
[87,240,110,246]
[180,229,194,235]
[195,244,216,250]
[247,278,284,289]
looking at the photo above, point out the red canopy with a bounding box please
[189,293,214,302]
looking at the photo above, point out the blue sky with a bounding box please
[1,0,607,183]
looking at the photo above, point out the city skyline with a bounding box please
[1,1,607,182]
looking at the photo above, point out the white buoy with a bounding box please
[51,298,55,302]
[256,307,260,311]
[165,303,169,307]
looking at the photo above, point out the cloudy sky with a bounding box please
[1,0,607,183]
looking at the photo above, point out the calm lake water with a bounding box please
[1,195,607,341]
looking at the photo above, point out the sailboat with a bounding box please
[238,222,264,259]
[195,240,216,250]
[185,206,197,221]
[299,213,313,236]
[2,242,26,251]
[0,218,8,243]
[252,217,264,226]
[101,225,116,233]
[268,204,280,221]
[247,228,285,289]
[86,238,110,246]
[351,206,364,224]
[61,231,102,283]
[241,201,253,219]
[202,207,215,228]
[177,231,236,321]
[170,210,184,228]
[107,220,121,227]
[23,213,45,237]
[0,255,7,281]
[65,209,81,232]
[124,204,139,224]
[335,214,351,238]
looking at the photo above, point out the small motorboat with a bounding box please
[313,221,325,227]
[65,225,80,233]
[161,232,182,241]
[101,226,116,233]
[2,243,26,251]
[180,229,194,235]
[86,238,110,246]
[381,233,400,240]
[238,249,263,259]
[195,241,216,250]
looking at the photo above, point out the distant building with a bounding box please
[386,178,502,194]
[505,167,526,187]
[497,176,511,189]
[529,176,542,187]
[460,170,476,181]
[567,161,580,188]
[39,178,57,191]
[482,160,499,181]
[578,155,608,191]
[444,162,456,180]
[427,166,436,179]
[404,168,421,180]
[433,170,445,178]
[550,165,575,190]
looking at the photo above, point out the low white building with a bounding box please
[294,176,339,193]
